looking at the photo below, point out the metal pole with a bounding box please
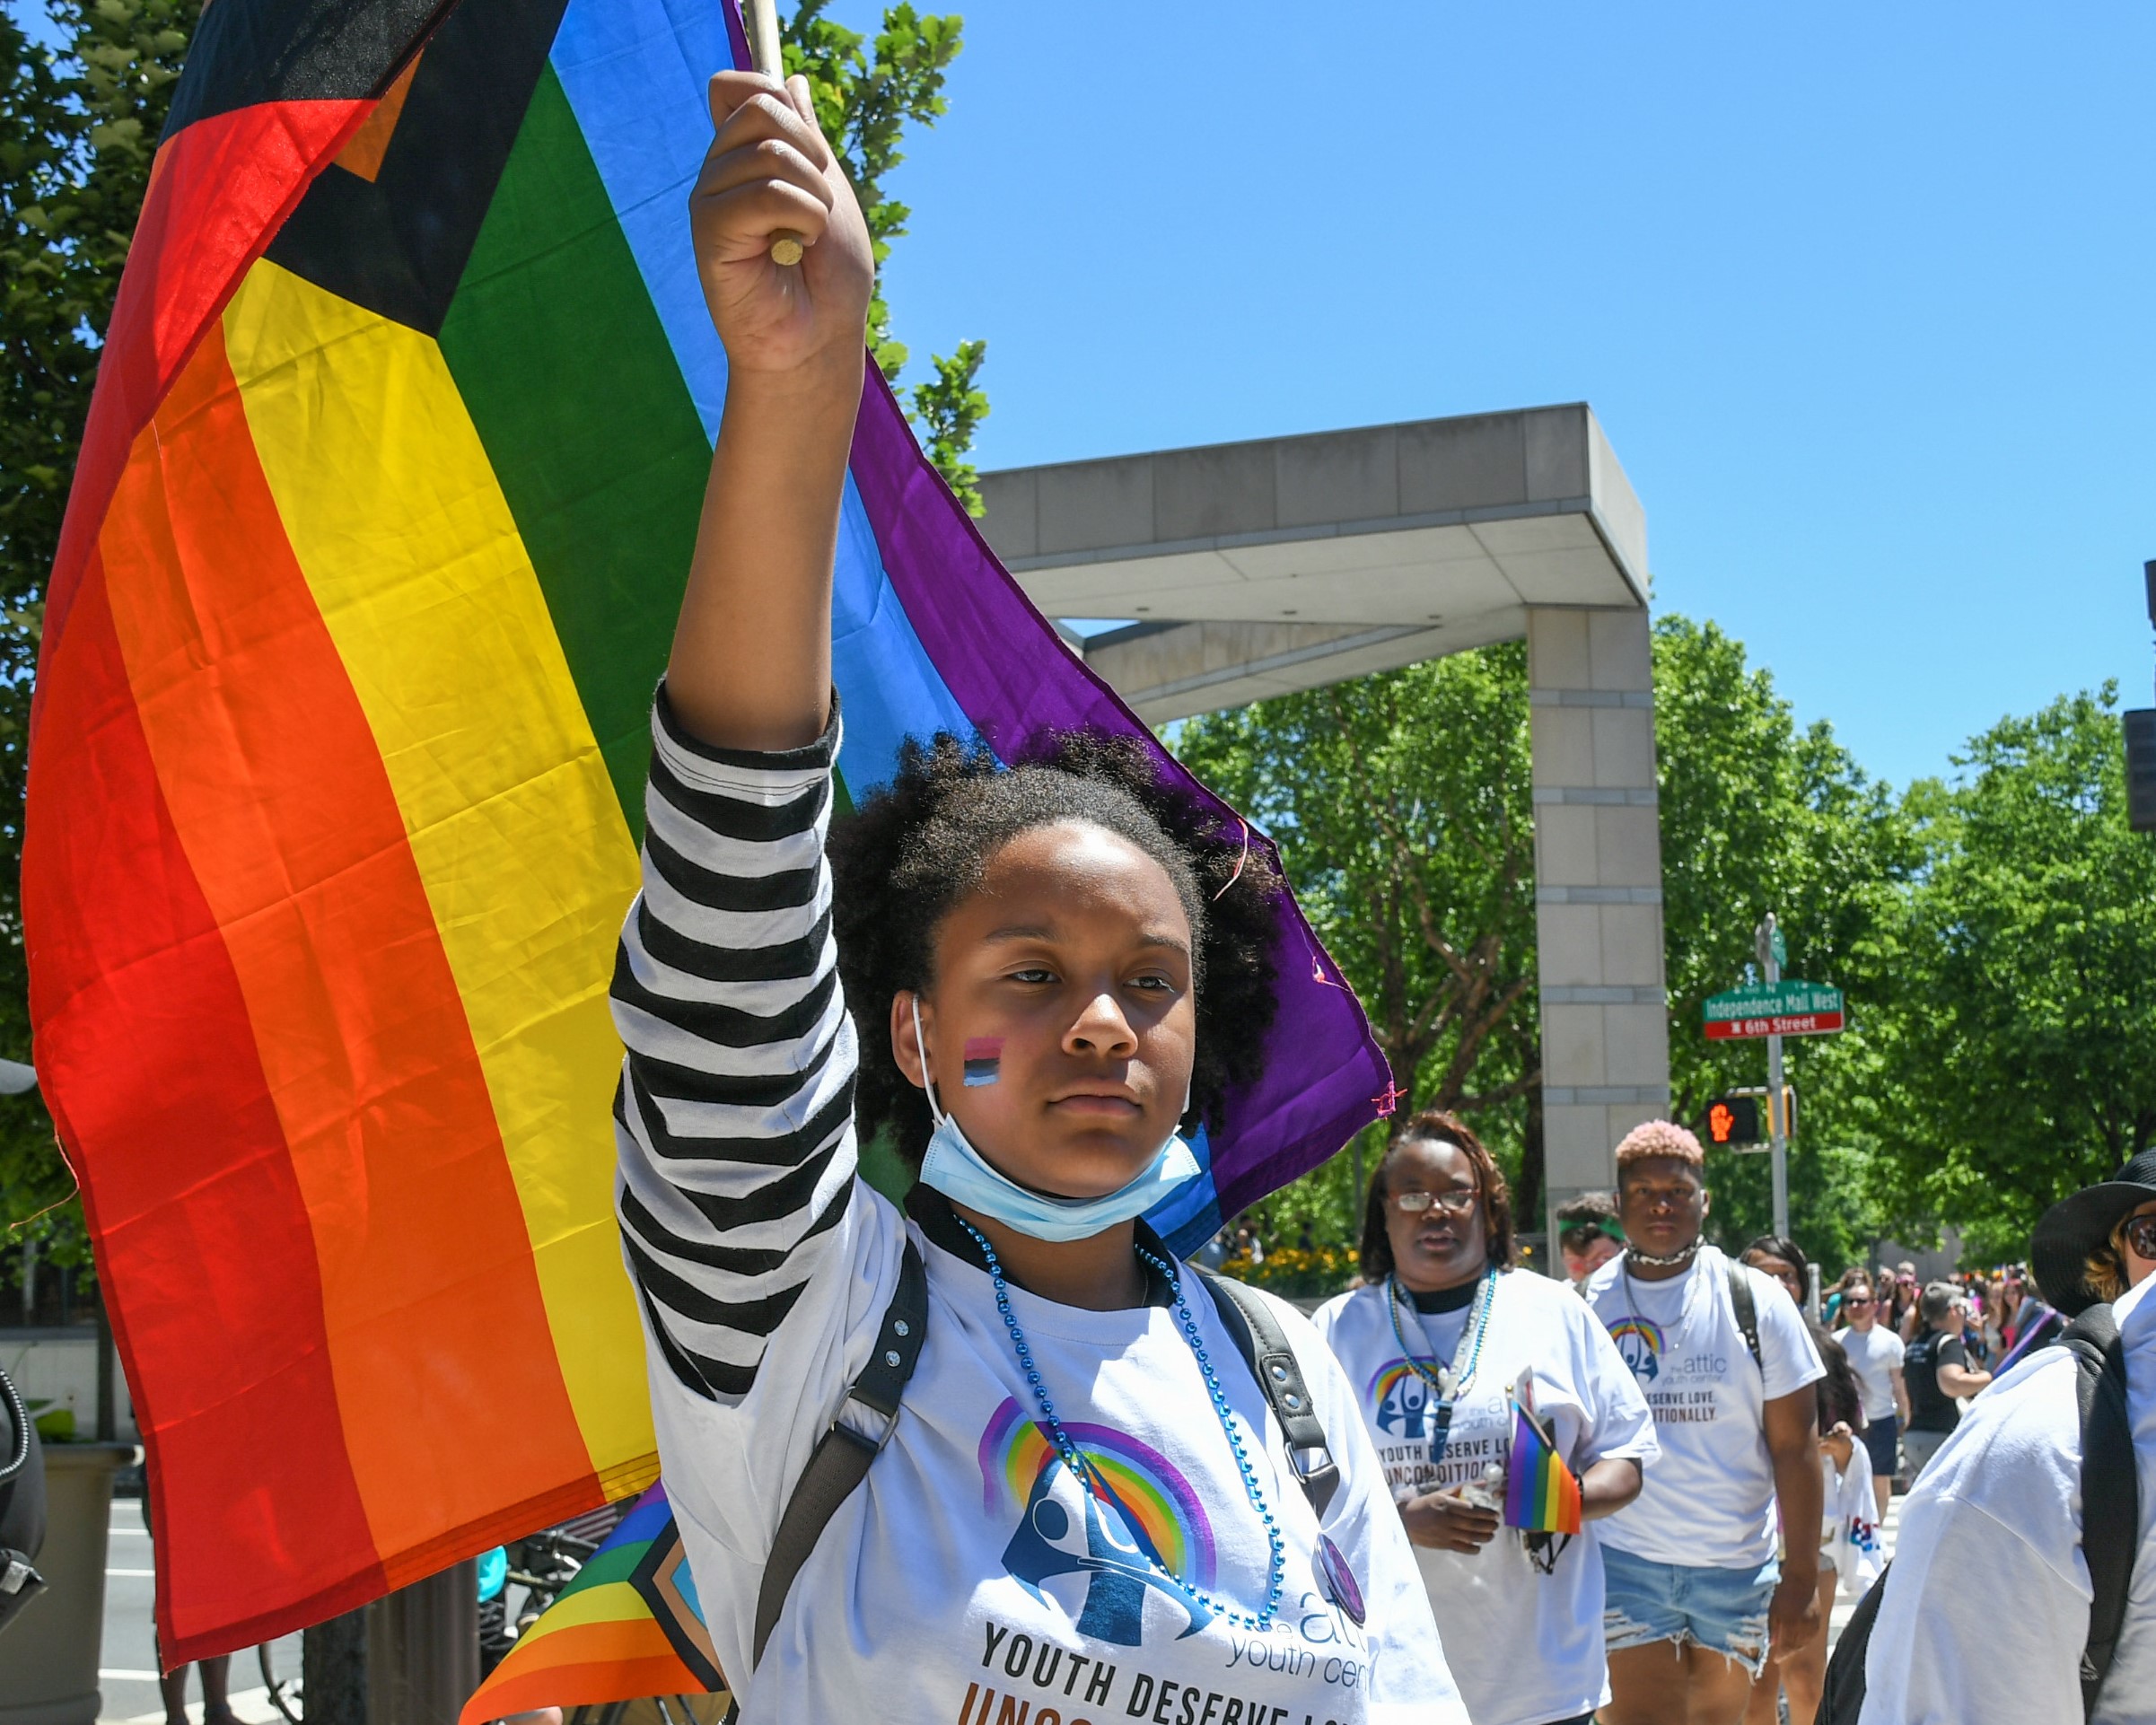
[1759,913,1790,1242]
[365,1561,478,1725]
[95,1294,116,1441]
[305,1607,371,1725]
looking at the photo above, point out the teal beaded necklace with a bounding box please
[953,1216,1287,1633]
[1387,1266,1498,1466]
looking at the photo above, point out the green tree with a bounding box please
[781,0,989,511]
[1176,645,1540,1222]
[1650,617,1920,1269]
[1887,686,2156,1261]
[1173,618,1925,1274]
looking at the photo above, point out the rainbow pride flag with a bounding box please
[460,1486,724,1725]
[24,0,1386,1665]
[1502,1384,1582,1537]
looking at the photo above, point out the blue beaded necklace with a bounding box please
[953,1216,1286,1633]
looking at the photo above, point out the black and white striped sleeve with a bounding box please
[610,687,858,1403]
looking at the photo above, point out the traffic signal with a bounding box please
[1703,1095,1764,1148]
[2127,709,2156,835]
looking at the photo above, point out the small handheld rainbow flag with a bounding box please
[1502,1376,1582,1536]
[459,1484,724,1725]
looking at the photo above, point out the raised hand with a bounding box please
[689,71,874,378]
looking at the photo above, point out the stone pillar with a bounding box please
[1526,607,1670,1259]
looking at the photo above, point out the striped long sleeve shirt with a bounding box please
[611,687,863,1403]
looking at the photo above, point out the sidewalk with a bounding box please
[97,1498,299,1725]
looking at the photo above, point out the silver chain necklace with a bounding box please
[1620,1245,1704,1357]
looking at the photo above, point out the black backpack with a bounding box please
[1819,1302,2135,1724]
[0,1363,46,1637]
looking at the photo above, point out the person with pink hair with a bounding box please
[1582,1122,1826,1725]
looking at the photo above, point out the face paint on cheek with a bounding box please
[962,1037,1004,1088]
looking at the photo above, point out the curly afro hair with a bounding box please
[828,728,1283,1167]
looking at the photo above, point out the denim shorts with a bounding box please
[1602,1544,1778,1675]
[1859,1413,1899,1477]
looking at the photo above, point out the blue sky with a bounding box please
[23,2,2149,788]
[877,1,2155,792]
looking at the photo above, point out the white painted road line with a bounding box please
[122,1684,285,1725]
[106,1567,156,1578]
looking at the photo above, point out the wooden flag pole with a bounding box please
[749,0,807,266]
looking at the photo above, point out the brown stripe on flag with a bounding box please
[336,50,425,181]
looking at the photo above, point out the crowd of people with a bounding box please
[1301,1120,2156,1725]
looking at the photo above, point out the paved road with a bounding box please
[99,1497,299,1725]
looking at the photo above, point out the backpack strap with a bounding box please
[750,1239,927,1669]
[1198,1270,1340,1519]
[1819,1554,1890,1724]
[1727,1261,1764,1373]
[2061,1302,2136,1720]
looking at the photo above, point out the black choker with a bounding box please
[1405,1280,1482,1315]
[1626,1243,1699,1270]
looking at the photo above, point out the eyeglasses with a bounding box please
[1843,1296,1874,1309]
[1390,1188,1478,1217]
[2125,1214,2156,1259]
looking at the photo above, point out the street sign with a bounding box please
[1757,924,1787,969]
[1703,980,1845,1040]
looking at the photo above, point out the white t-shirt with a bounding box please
[1583,1245,1824,1569]
[1834,1324,1906,1423]
[1858,1271,2156,1724]
[1313,1272,1657,1725]
[617,696,1468,1725]
[652,1194,1466,1724]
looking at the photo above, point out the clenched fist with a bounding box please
[689,71,874,379]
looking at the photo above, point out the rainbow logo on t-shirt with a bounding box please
[980,1397,1217,1586]
[1608,1316,1665,1382]
[1365,1358,1441,1440]
[979,1397,1222,1644]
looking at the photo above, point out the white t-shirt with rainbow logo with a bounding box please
[614,694,1468,1725]
[1314,1269,1656,1725]
[1584,1244,1824,1570]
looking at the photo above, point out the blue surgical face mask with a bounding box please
[909,997,1199,1243]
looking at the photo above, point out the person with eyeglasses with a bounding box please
[1313,1111,1656,1725]
[1829,1274,1908,1523]
[1885,1266,1922,1343]
[1853,1151,2156,1722]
